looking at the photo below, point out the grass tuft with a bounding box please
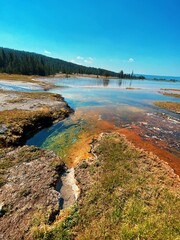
[154,101,180,113]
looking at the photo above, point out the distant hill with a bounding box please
[0,47,118,77]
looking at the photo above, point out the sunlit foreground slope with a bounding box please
[32,133,180,240]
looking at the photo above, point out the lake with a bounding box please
[26,78,180,166]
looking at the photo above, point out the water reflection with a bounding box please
[118,79,122,86]
[43,77,180,90]
[103,78,109,87]
[129,79,132,87]
[26,77,180,165]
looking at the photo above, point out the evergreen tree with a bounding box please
[0,47,145,79]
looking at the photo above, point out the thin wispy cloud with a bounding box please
[122,58,135,63]
[84,57,94,64]
[44,50,51,55]
[128,58,134,63]
[84,60,92,64]
[88,57,94,61]
[77,56,84,60]
[70,59,80,64]
[71,56,94,65]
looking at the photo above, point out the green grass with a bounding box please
[32,133,180,240]
[30,205,79,240]
[73,134,180,239]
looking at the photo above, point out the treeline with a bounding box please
[0,47,146,79]
[0,47,118,77]
[117,70,145,79]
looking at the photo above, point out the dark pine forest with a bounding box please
[0,47,119,77]
[0,47,145,79]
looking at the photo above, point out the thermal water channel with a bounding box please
[27,78,180,157]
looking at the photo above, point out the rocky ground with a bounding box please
[0,90,73,146]
[0,89,77,239]
[0,146,65,240]
[0,90,70,112]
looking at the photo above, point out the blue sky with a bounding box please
[0,0,180,76]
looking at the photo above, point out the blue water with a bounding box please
[43,78,180,110]
[42,77,180,90]
[137,74,180,81]
[26,77,180,151]
[0,81,42,92]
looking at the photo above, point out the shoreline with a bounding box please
[2,72,180,81]
[0,74,179,92]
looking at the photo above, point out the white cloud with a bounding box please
[71,56,94,65]
[128,58,134,63]
[84,59,93,64]
[88,57,94,61]
[70,59,80,64]
[44,50,51,55]
[77,56,84,60]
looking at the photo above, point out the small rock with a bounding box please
[0,125,8,134]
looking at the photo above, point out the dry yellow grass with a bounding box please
[0,73,41,83]
[161,92,180,98]
[154,101,180,113]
